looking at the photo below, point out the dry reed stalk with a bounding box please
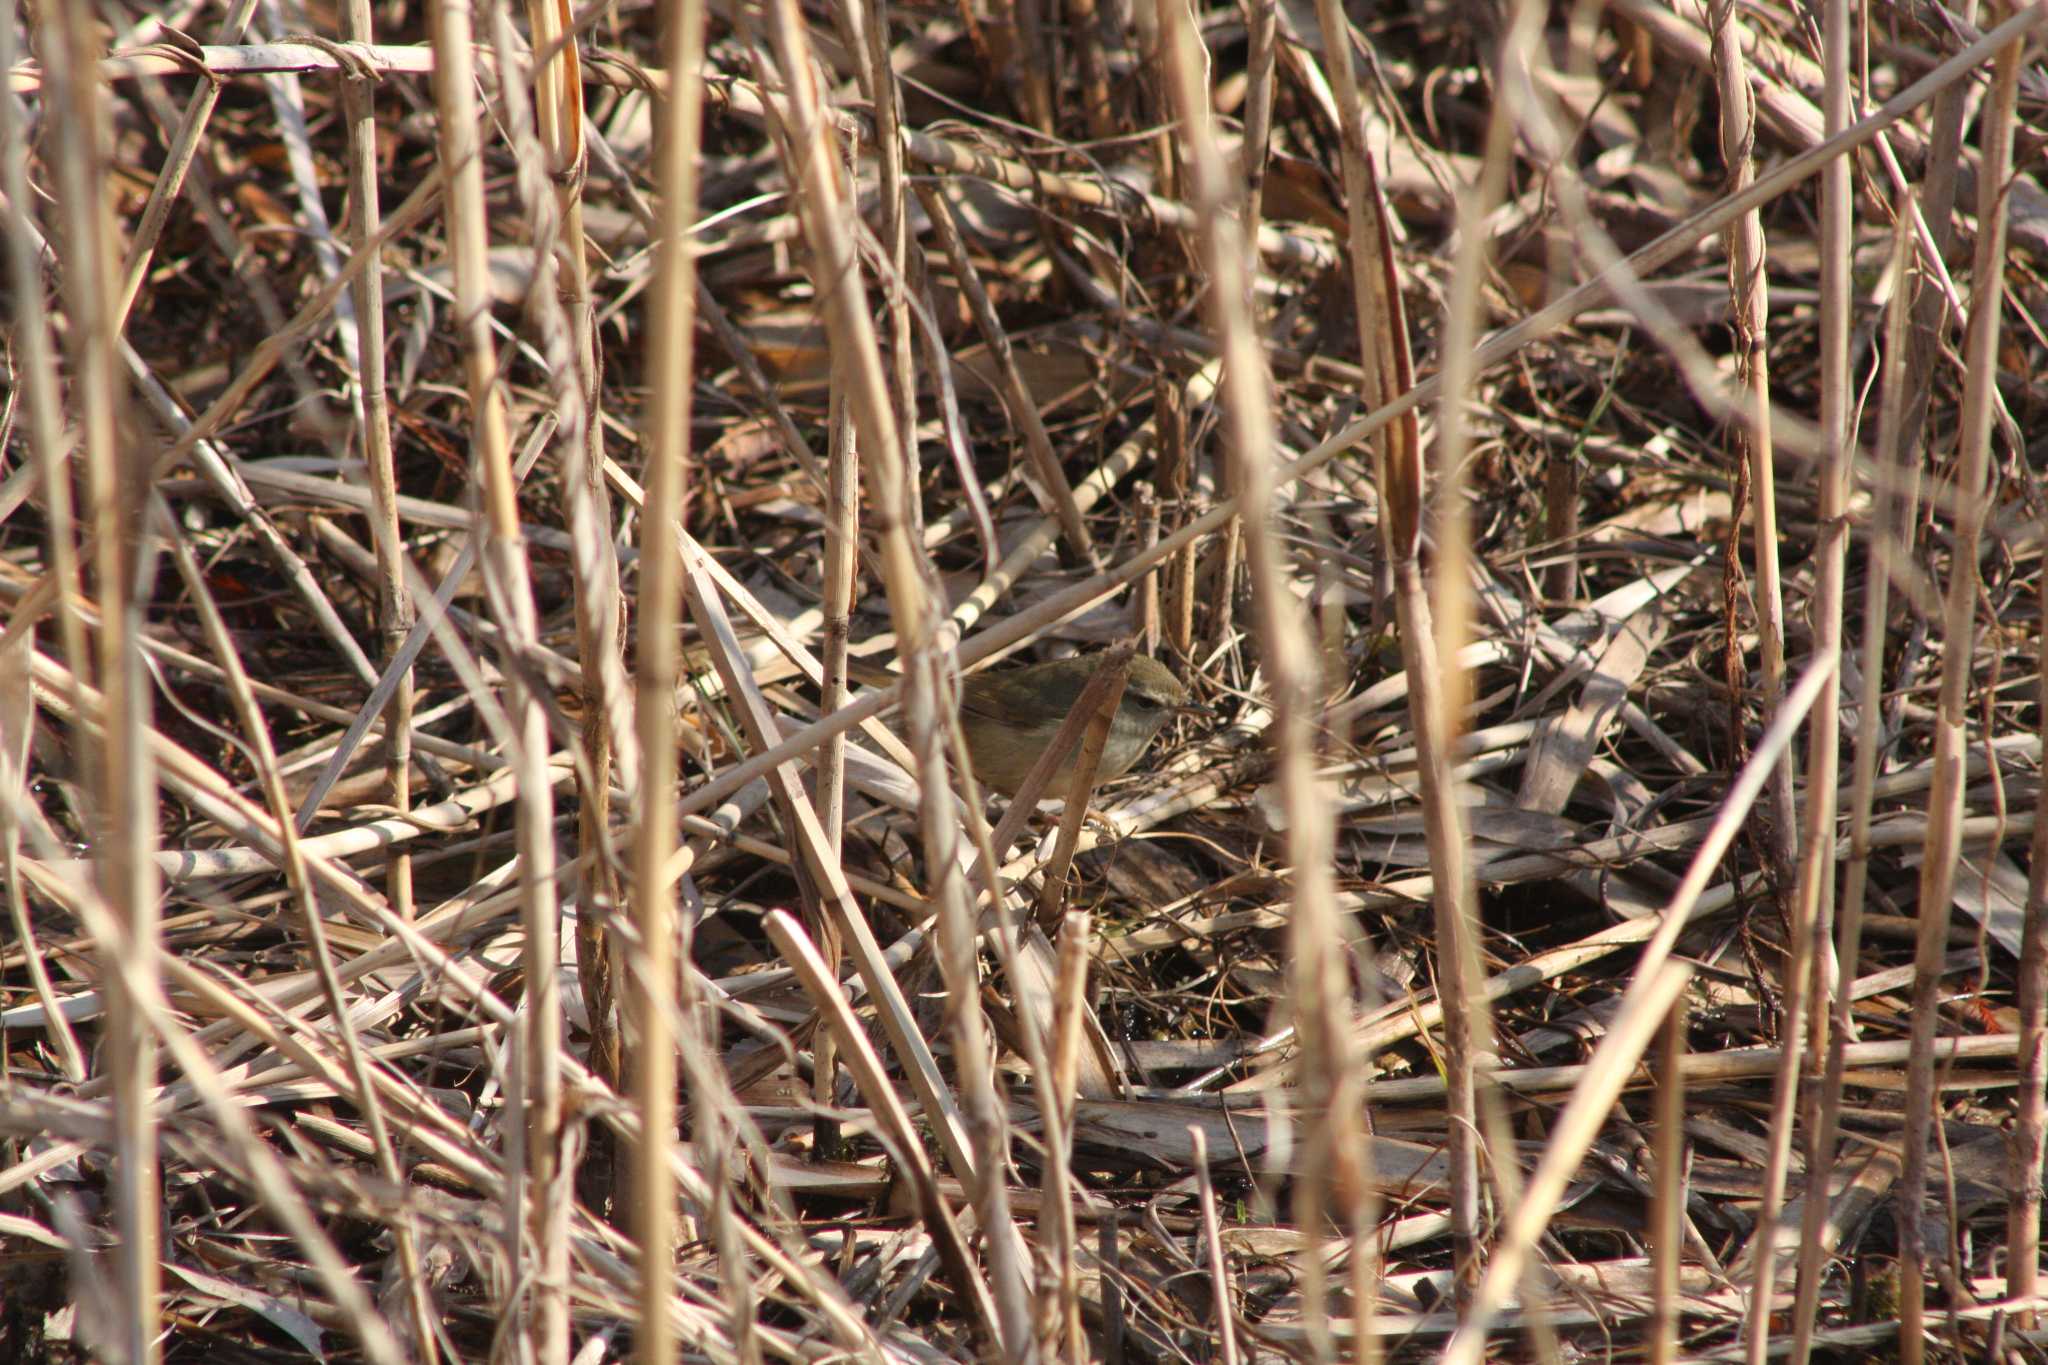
[1155,6,1369,1362]
[1041,910,1093,1356]
[1319,0,1503,1325]
[0,0,89,1087]
[1709,0,1796,886]
[39,5,162,1360]
[338,0,417,937]
[426,5,569,1358]
[632,0,709,1355]
[2017,542,2048,1327]
[1136,484,1161,650]
[1293,57,1392,1365]
[1154,376,1199,660]
[811,346,855,1166]
[1238,0,1277,268]
[829,0,922,573]
[1898,25,2023,1364]
[747,0,1041,1344]
[1887,4,1974,545]
[1189,1125,1240,1365]
[1797,202,1922,1360]
[1744,0,1857,1356]
[516,0,635,1102]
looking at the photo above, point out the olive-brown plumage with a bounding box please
[847,652,1188,796]
[953,653,1187,796]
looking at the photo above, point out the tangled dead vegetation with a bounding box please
[3,0,2048,1361]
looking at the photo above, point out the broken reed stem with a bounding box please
[2016,555,2048,1325]
[1191,1126,1241,1365]
[1651,993,1688,1365]
[1313,0,1490,1304]
[1042,911,1093,1357]
[1034,648,1132,929]
[811,350,856,1159]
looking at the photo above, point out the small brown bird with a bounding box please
[846,652,1189,796]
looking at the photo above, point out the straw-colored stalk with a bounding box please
[811,346,855,1161]
[1897,28,2022,1365]
[1887,0,1975,550]
[1441,962,1694,1364]
[1314,0,1498,1305]
[0,0,89,1085]
[1743,0,1855,1357]
[426,4,569,1359]
[633,0,710,1356]
[510,0,636,1102]
[1190,1126,1241,1365]
[749,0,1037,1344]
[1154,6,1362,1362]
[2015,562,2048,1324]
[40,6,163,1361]
[1709,0,1796,888]
[1795,204,1923,1361]
[851,0,923,558]
[1041,911,1094,1355]
[338,0,417,936]
[1651,994,1688,1365]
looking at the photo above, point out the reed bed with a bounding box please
[2,0,2047,1361]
